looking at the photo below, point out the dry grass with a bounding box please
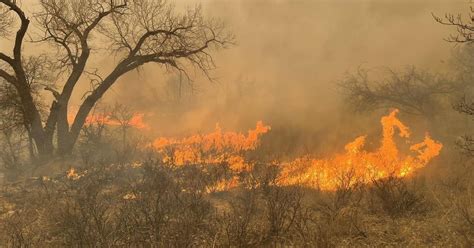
[0,159,472,247]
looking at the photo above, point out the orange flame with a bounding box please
[277,109,443,190]
[152,121,271,171]
[66,168,82,180]
[147,110,442,192]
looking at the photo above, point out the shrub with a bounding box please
[368,176,429,217]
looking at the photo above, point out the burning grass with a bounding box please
[278,109,443,190]
[1,109,465,247]
[150,109,443,191]
[152,121,271,171]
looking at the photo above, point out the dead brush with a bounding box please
[114,161,218,247]
[0,179,54,246]
[40,166,120,247]
[1,207,43,247]
[291,205,335,248]
[436,162,474,246]
[218,189,263,247]
[220,163,318,247]
[260,185,304,246]
[239,162,280,190]
[368,175,429,217]
[312,169,367,240]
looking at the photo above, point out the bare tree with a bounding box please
[339,66,460,118]
[435,7,474,155]
[0,55,54,163]
[0,0,233,161]
[433,7,474,44]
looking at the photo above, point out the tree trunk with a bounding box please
[25,128,37,163]
[27,63,135,158]
[23,104,54,161]
[31,127,54,161]
[57,132,75,156]
[56,102,74,156]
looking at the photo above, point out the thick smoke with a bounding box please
[0,0,466,152]
[106,1,459,129]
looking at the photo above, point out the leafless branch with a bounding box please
[338,66,459,118]
[433,8,474,43]
[0,0,232,156]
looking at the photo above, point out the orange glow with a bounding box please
[277,109,443,190]
[67,112,149,129]
[148,110,443,191]
[66,168,82,180]
[152,121,271,171]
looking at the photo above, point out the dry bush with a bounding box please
[225,163,339,247]
[213,163,337,247]
[239,163,280,189]
[1,209,43,247]
[260,185,304,245]
[77,124,147,167]
[0,180,51,247]
[0,159,461,247]
[0,162,220,247]
[77,122,113,166]
[217,189,264,247]
[115,163,217,247]
[174,163,235,194]
[291,205,335,248]
[368,176,429,217]
[45,170,118,246]
[311,170,367,244]
[435,161,474,246]
[315,169,364,216]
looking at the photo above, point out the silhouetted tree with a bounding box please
[339,66,460,119]
[0,0,233,161]
[435,7,474,155]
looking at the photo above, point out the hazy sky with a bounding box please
[0,0,469,136]
[110,0,466,134]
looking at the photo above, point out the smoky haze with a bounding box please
[107,0,462,139]
[0,0,466,151]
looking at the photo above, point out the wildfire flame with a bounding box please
[63,109,442,192]
[277,109,443,190]
[66,168,82,180]
[137,109,443,191]
[152,121,271,171]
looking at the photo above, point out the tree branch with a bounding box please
[44,86,60,100]
[0,68,16,84]
[0,0,29,63]
[0,52,14,67]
